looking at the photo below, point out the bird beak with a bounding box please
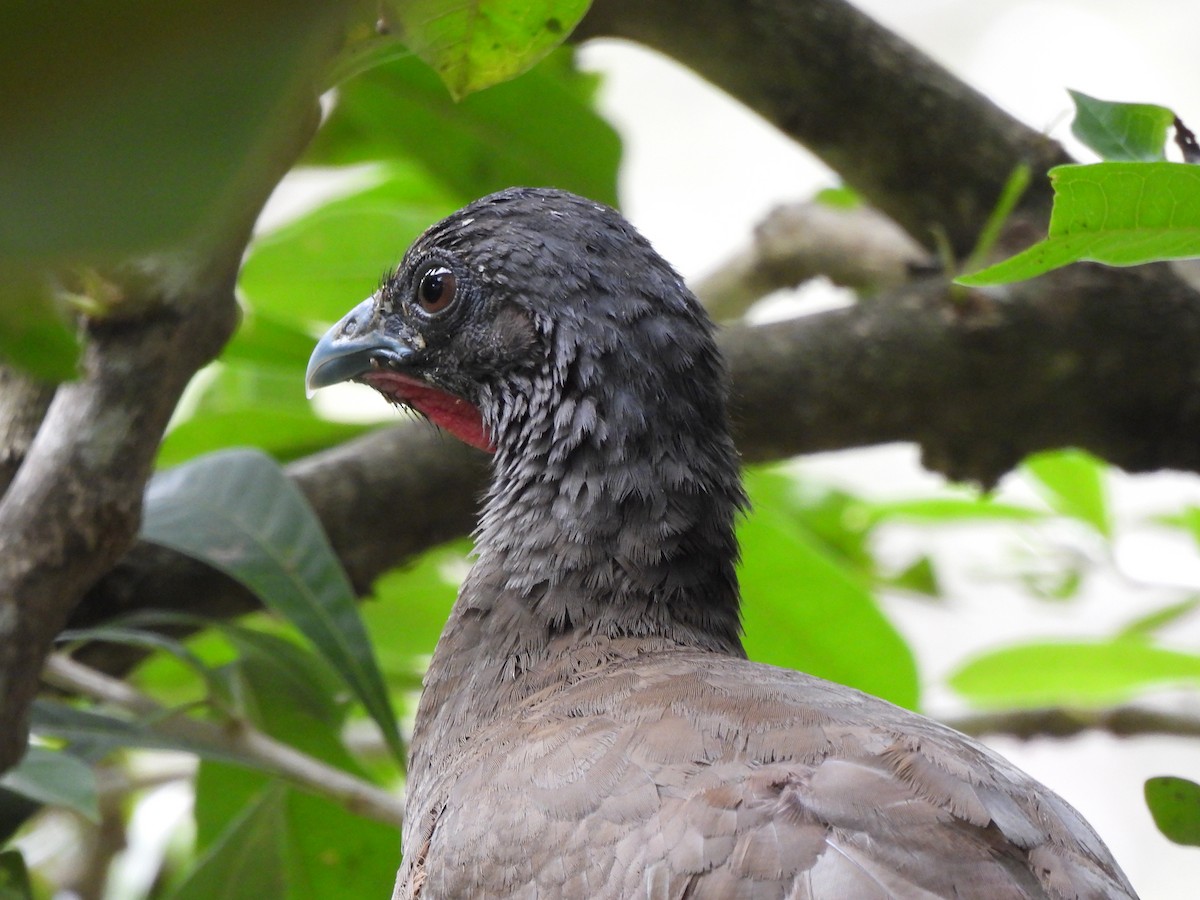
[305,296,417,397]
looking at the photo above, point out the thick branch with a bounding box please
[0,294,239,770]
[73,260,1200,675]
[578,0,1070,254]
[727,262,1200,483]
[0,67,325,774]
[0,366,56,498]
[693,201,932,319]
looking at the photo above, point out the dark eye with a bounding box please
[416,266,457,314]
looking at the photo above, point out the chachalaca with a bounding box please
[306,188,1139,899]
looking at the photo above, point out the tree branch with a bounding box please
[43,654,404,828]
[0,59,326,774]
[0,295,239,770]
[947,705,1200,741]
[71,256,1200,677]
[577,0,1070,255]
[0,366,56,498]
[692,201,933,320]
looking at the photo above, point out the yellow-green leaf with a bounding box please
[957,162,1200,286]
[397,0,592,98]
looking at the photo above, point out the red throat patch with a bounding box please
[362,371,494,453]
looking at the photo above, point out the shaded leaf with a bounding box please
[1145,775,1200,846]
[0,851,33,900]
[0,747,98,822]
[1069,91,1174,162]
[167,784,288,900]
[193,652,399,899]
[0,271,79,382]
[29,700,262,770]
[396,0,592,99]
[950,640,1200,708]
[0,0,340,262]
[219,629,346,725]
[141,449,402,760]
[59,623,232,707]
[957,162,1200,285]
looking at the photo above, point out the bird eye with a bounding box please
[416,266,457,315]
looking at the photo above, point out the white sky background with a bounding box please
[578,2,1200,897]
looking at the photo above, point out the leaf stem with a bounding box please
[42,654,404,828]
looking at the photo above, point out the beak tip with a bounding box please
[304,296,415,398]
[304,327,342,396]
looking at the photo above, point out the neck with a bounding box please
[411,297,746,768]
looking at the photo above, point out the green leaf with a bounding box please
[167,784,288,900]
[812,186,861,209]
[59,623,233,707]
[0,747,98,822]
[82,609,347,722]
[219,628,346,725]
[956,162,1200,286]
[191,769,398,900]
[29,700,264,769]
[885,555,940,598]
[396,0,592,99]
[1069,90,1174,162]
[864,495,1045,526]
[363,544,466,678]
[192,653,398,899]
[0,850,34,900]
[0,0,340,262]
[221,311,323,370]
[963,163,1031,274]
[159,410,370,468]
[1145,776,1200,846]
[1023,449,1110,535]
[306,50,620,208]
[1118,596,1200,639]
[950,640,1200,708]
[0,271,80,382]
[240,164,460,324]
[740,470,920,710]
[141,449,403,761]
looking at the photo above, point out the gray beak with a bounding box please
[305,297,417,397]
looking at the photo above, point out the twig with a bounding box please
[947,705,1200,741]
[43,654,404,828]
[692,201,932,320]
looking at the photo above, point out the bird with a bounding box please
[305,187,1139,899]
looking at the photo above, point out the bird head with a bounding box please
[306,187,729,466]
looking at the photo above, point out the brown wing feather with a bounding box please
[396,648,1136,899]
